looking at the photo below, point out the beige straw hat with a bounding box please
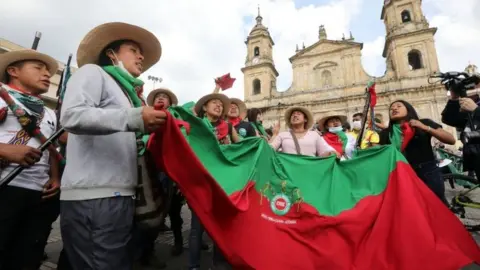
[317,112,347,130]
[76,22,161,71]
[229,98,247,118]
[284,106,314,129]
[0,50,58,83]
[194,86,230,117]
[146,87,178,106]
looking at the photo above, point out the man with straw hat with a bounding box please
[147,87,178,109]
[59,22,165,269]
[317,112,356,159]
[227,97,256,138]
[270,106,330,157]
[0,49,60,269]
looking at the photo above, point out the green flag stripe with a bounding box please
[170,106,407,216]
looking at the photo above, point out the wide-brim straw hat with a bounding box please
[76,22,161,72]
[147,87,178,106]
[229,98,247,118]
[284,106,314,129]
[195,93,231,117]
[0,50,58,83]
[317,112,348,130]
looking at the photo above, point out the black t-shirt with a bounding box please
[379,119,442,166]
[235,121,257,138]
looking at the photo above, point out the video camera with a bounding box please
[430,71,480,97]
[432,71,480,144]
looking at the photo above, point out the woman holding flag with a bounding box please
[317,112,356,159]
[379,100,455,204]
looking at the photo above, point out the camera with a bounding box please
[462,130,480,145]
[431,71,480,97]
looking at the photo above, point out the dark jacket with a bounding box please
[441,99,480,171]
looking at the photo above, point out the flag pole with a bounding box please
[31,31,42,50]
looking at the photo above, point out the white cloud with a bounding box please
[424,0,480,72]
[0,0,363,104]
[361,36,385,77]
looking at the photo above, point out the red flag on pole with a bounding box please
[215,73,236,91]
[368,82,377,108]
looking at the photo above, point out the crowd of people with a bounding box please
[0,21,479,270]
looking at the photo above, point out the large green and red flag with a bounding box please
[148,107,480,270]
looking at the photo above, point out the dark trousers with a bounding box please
[169,191,184,245]
[60,197,135,270]
[188,212,229,269]
[0,185,43,270]
[413,161,448,205]
[30,193,61,269]
[133,225,161,262]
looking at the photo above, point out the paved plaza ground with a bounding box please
[40,183,480,270]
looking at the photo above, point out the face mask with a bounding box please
[352,120,362,130]
[109,50,134,77]
[329,126,343,133]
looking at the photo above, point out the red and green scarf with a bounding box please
[228,117,241,128]
[323,131,348,155]
[203,117,230,144]
[390,123,415,151]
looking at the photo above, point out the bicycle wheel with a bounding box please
[443,173,480,232]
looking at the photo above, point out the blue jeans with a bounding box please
[188,212,228,269]
[188,212,205,269]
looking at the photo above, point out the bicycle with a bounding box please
[437,148,480,231]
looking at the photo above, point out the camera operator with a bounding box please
[441,88,480,182]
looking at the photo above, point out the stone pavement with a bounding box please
[41,183,480,270]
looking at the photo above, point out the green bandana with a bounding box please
[7,89,44,117]
[103,66,144,108]
[102,65,148,156]
[390,124,402,151]
[337,131,348,153]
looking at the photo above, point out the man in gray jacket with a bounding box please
[60,22,165,269]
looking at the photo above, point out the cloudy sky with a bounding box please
[1,0,479,103]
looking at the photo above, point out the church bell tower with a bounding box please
[241,7,279,102]
[381,0,440,79]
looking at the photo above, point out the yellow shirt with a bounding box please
[349,129,380,149]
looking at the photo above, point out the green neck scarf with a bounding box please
[337,131,348,152]
[102,66,144,108]
[390,124,403,151]
[102,65,148,156]
[253,121,268,137]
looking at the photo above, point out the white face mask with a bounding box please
[329,126,343,133]
[352,120,362,130]
[109,50,134,77]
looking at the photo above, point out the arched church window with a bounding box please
[253,79,261,95]
[401,10,411,23]
[254,47,260,57]
[408,50,422,70]
[321,70,332,87]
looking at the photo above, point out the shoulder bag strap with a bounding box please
[289,130,302,155]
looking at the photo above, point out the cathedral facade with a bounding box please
[241,0,454,134]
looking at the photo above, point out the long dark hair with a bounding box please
[247,108,262,123]
[384,99,422,142]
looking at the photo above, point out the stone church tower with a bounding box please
[242,0,454,136]
[382,0,440,79]
[241,8,279,101]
